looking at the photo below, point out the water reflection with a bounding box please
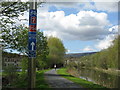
[77,68,120,88]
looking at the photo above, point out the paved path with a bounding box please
[44,69,83,88]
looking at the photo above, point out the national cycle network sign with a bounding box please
[28,9,37,58]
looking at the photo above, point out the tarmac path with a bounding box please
[44,69,83,88]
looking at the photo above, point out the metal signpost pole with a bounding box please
[28,0,37,88]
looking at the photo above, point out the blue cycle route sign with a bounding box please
[28,9,37,58]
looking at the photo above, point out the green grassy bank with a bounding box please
[57,68,109,90]
[3,69,50,88]
[36,69,50,88]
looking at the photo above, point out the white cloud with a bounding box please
[91,0,119,3]
[83,46,95,52]
[95,34,116,50]
[47,2,80,8]
[91,0,119,12]
[109,25,119,34]
[66,49,71,53]
[43,31,58,37]
[38,10,110,41]
[95,25,118,50]
[16,5,118,51]
[45,0,119,12]
[94,2,118,12]
[16,4,49,27]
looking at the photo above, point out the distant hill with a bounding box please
[65,52,97,58]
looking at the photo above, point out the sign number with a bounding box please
[31,17,36,24]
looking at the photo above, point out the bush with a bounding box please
[3,64,18,86]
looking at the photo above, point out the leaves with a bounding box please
[77,35,119,70]
[0,2,29,51]
[1,2,29,18]
[47,36,66,66]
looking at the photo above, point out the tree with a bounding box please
[36,30,49,69]
[107,35,119,69]
[21,57,28,72]
[2,25,48,55]
[118,35,120,70]
[77,35,119,70]
[2,25,49,70]
[1,2,28,50]
[47,37,66,67]
[1,2,48,70]
[0,1,43,31]
[3,64,18,85]
[0,2,43,50]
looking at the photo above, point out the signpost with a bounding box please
[28,1,37,88]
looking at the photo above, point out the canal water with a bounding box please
[77,68,120,89]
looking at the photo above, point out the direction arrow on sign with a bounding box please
[31,42,35,50]
[28,38,36,51]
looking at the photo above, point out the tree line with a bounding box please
[77,35,119,70]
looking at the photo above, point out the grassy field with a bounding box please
[57,68,109,90]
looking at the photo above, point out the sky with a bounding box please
[16,0,119,54]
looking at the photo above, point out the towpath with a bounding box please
[44,69,83,88]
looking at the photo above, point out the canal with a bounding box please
[77,68,120,89]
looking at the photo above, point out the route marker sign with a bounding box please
[28,9,37,58]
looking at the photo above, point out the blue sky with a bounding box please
[36,2,118,53]
[8,1,119,54]
[46,3,118,53]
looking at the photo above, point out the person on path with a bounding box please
[54,64,56,70]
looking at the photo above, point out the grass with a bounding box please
[0,72,7,76]
[0,72,2,76]
[57,68,109,90]
[36,69,50,88]
[7,69,51,88]
[13,72,28,88]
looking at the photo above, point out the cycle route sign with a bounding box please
[28,9,37,58]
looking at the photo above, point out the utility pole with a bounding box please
[28,0,37,88]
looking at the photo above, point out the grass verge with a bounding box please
[36,69,50,88]
[12,69,50,88]
[57,68,109,90]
